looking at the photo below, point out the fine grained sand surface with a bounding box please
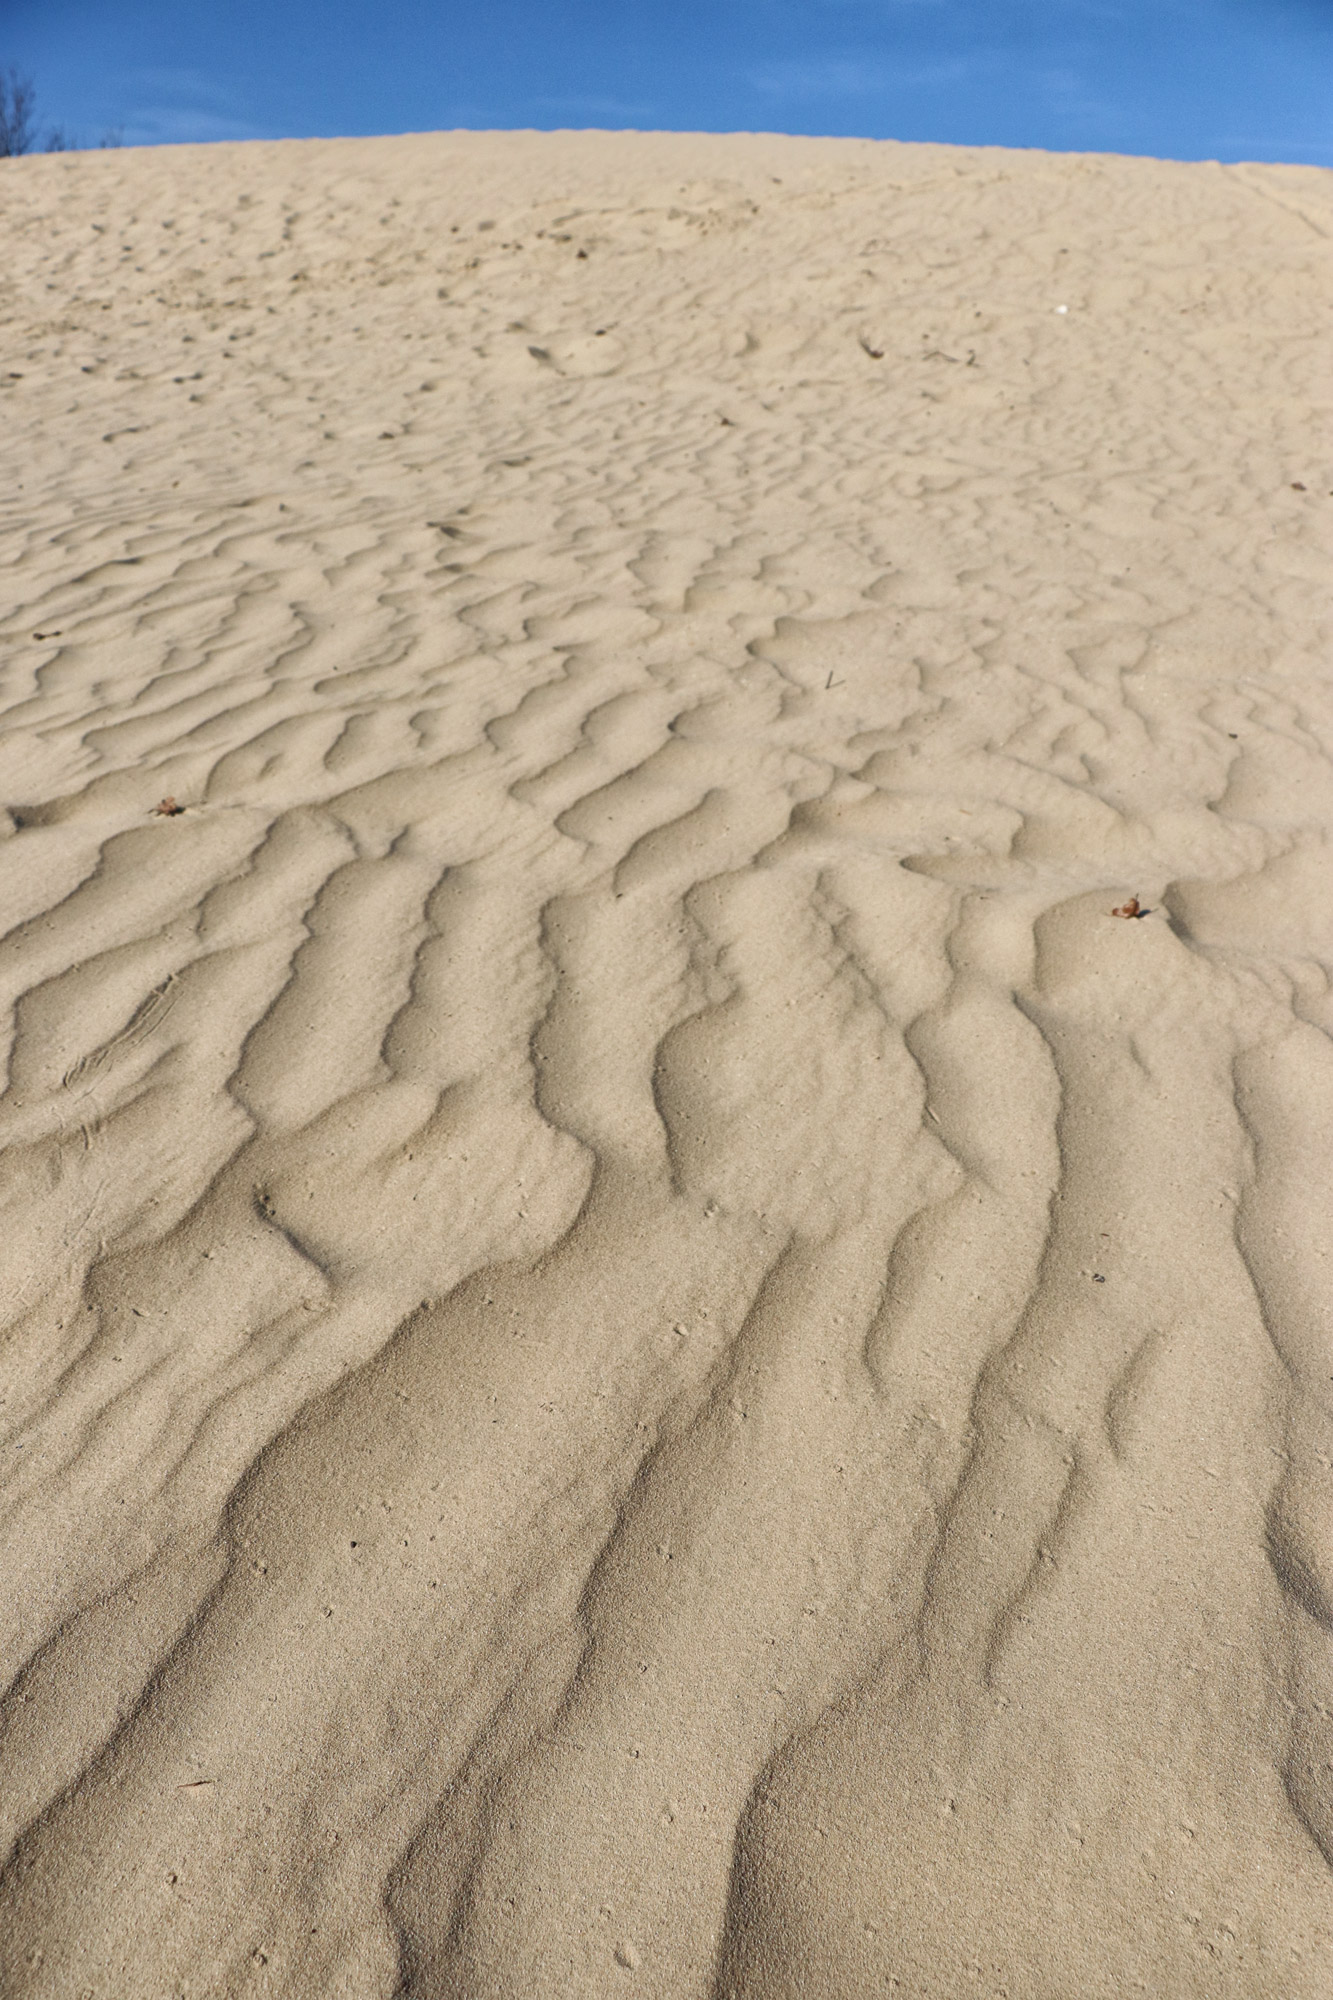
[1,126,1331,1997]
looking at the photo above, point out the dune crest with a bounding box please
[1,127,1331,1995]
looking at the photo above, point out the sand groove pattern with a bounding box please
[1,130,1332,1996]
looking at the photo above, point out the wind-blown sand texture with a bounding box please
[1,126,1332,1997]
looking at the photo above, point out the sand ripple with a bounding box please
[1,129,1331,1995]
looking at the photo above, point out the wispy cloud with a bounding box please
[118,67,266,146]
[801,0,950,11]
[750,57,888,99]
[125,108,263,144]
[534,93,656,121]
[748,54,973,100]
[1030,62,1117,125]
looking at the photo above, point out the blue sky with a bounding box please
[4,0,1330,164]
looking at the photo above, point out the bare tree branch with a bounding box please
[0,65,38,157]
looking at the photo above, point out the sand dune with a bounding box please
[0,125,1331,1995]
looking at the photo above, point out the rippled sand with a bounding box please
[1,128,1332,1996]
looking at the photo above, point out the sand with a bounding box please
[0,124,1331,1997]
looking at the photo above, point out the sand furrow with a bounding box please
[0,128,1331,1997]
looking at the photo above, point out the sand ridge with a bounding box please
[0,127,1332,1995]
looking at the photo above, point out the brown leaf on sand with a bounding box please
[152,797,185,817]
[1111,896,1148,919]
